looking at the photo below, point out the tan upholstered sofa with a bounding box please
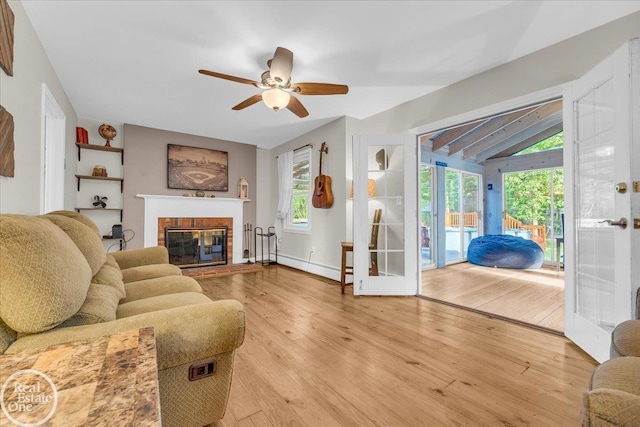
[582,292,640,426]
[0,211,245,427]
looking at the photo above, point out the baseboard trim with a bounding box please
[273,253,341,282]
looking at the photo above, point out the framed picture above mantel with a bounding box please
[167,144,228,191]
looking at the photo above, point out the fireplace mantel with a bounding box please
[136,194,249,264]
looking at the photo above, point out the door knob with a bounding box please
[615,182,627,193]
[598,218,628,229]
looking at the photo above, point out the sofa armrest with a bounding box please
[611,320,640,358]
[6,300,245,370]
[582,388,640,426]
[112,246,170,270]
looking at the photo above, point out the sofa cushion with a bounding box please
[57,282,122,328]
[121,263,182,284]
[92,254,126,300]
[121,275,202,304]
[116,292,211,319]
[112,246,170,270]
[0,215,92,334]
[44,214,106,275]
[46,210,101,237]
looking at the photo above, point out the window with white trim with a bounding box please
[286,148,311,232]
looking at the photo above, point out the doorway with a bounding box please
[417,95,565,333]
[41,84,66,214]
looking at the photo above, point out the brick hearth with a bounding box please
[181,262,263,278]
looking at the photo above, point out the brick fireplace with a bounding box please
[137,195,248,264]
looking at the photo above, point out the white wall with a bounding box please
[255,147,271,234]
[269,117,347,279]
[0,1,77,214]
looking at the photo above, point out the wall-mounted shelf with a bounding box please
[75,174,124,192]
[76,143,124,164]
[75,207,123,221]
[75,126,125,251]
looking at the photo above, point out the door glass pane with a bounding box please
[551,169,565,264]
[574,78,616,332]
[445,170,461,262]
[368,144,404,278]
[504,168,564,263]
[445,169,481,263]
[420,164,434,268]
[462,174,479,259]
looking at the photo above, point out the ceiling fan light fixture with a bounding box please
[262,88,290,111]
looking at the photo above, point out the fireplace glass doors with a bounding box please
[165,227,227,267]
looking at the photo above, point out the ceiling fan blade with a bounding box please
[232,94,263,110]
[293,82,349,95]
[287,95,309,118]
[269,47,293,84]
[199,69,259,86]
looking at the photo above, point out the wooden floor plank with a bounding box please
[205,266,595,427]
[421,263,565,332]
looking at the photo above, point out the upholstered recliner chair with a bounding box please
[582,291,640,426]
[0,211,245,427]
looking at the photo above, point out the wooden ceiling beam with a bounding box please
[462,99,562,160]
[430,120,486,152]
[488,122,563,160]
[475,113,562,163]
[446,106,539,156]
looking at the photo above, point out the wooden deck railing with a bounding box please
[503,213,547,251]
[443,212,547,251]
[445,212,478,227]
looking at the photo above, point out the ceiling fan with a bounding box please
[199,47,348,118]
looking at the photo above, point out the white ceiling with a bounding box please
[22,1,640,149]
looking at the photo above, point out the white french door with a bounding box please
[564,38,639,363]
[353,134,418,295]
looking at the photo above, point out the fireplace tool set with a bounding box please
[243,223,253,264]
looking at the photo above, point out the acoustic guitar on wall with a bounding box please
[312,142,334,209]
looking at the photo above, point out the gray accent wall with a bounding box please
[122,124,256,249]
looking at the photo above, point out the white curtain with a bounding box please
[274,150,294,248]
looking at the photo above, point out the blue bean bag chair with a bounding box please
[468,234,544,269]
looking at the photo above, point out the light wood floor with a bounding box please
[200,266,595,427]
[422,263,565,333]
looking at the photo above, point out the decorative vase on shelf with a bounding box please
[98,124,117,147]
[91,165,107,177]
